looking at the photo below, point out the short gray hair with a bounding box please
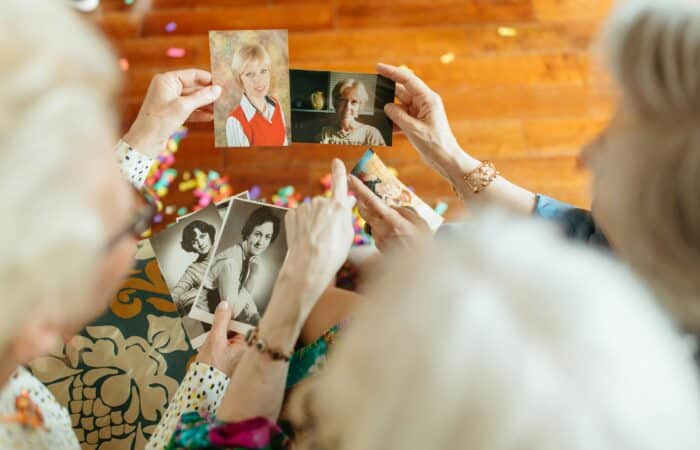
[596,0,700,328]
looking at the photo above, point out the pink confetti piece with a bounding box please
[166,47,186,58]
[119,58,129,72]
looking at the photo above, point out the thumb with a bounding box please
[211,301,231,339]
[385,103,420,130]
[179,85,222,113]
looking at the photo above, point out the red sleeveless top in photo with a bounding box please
[229,98,287,146]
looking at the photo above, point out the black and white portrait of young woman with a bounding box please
[151,204,223,346]
[189,199,287,332]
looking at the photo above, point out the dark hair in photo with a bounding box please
[241,206,281,243]
[181,220,217,255]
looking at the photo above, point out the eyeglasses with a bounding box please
[102,186,157,253]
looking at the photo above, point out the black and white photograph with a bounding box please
[189,198,288,333]
[151,204,222,348]
[290,69,395,146]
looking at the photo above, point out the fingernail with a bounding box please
[211,85,222,96]
[217,301,229,310]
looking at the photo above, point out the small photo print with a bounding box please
[189,199,288,333]
[290,69,395,146]
[351,149,444,231]
[176,191,250,224]
[151,204,223,348]
[210,30,291,148]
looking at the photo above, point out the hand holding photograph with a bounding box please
[189,198,288,333]
[290,69,395,146]
[351,149,444,231]
[210,29,291,148]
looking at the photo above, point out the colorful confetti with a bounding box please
[166,47,186,58]
[497,26,517,37]
[119,58,129,72]
[440,52,455,64]
[165,21,177,33]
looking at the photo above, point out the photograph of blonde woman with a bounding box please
[210,30,291,148]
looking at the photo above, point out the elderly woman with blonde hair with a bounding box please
[352,0,700,333]
[317,79,387,146]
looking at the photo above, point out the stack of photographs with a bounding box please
[151,192,288,347]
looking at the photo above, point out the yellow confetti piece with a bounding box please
[497,27,517,37]
[440,52,455,64]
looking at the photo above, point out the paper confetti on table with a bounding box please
[166,47,186,58]
[165,22,177,33]
[497,26,517,37]
[440,52,455,64]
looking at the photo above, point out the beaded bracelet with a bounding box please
[244,327,291,362]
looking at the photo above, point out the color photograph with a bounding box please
[210,29,291,148]
[290,69,395,146]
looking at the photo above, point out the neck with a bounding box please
[247,94,267,113]
[340,118,356,132]
[0,361,18,389]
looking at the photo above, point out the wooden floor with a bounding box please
[88,0,616,218]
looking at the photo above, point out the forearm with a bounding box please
[440,148,537,215]
[215,267,309,422]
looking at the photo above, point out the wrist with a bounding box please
[441,148,481,189]
[122,116,167,157]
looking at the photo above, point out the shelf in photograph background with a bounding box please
[292,108,335,113]
[292,108,375,116]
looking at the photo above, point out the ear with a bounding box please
[7,316,62,365]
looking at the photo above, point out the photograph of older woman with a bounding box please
[191,199,287,330]
[290,69,394,146]
[209,30,291,148]
[318,79,386,146]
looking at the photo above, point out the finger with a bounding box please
[393,206,429,229]
[330,159,349,204]
[395,83,412,106]
[211,301,231,340]
[347,175,392,219]
[228,334,246,346]
[284,209,297,243]
[173,69,213,89]
[376,63,431,96]
[188,110,215,122]
[179,85,222,115]
[385,103,420,131]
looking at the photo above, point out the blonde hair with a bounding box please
[0,1,120,348]
[332,79,369,110]
[300,211,700,450]
[230,43,271,89]
[597,0,700,328]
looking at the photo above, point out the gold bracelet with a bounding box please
[244,327,291,362]
[462,160,499,194]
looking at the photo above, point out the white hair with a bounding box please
[596,0,700,328]
[0,1,120,348]
[304,211,700,450]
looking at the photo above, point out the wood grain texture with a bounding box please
[87,0,616,216]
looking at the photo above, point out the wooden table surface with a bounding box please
[86,0,616,221]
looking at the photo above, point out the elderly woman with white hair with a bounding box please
[0,1,361,449]
[351,0,700,333]
[317,79,387,146]
[164,213,700,450]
